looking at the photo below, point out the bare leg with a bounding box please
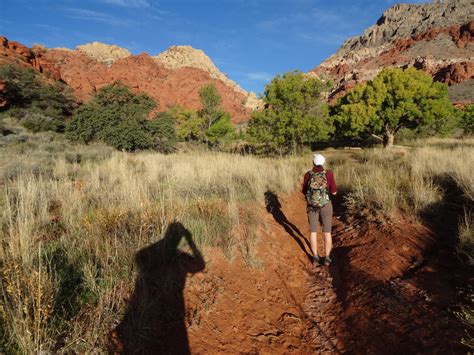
[324,232,332,258]
[310,232,318,257]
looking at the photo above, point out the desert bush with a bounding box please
[66,82,155,151]
[459,104,474,135]
[66,83,179,153]
[0,64,74,132]
[146,112,178,153]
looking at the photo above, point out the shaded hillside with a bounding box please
[311,0,474,103]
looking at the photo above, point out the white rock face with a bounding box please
[76,42,131,65]
[154,45,262,110]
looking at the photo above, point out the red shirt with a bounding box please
[302,166,337,195]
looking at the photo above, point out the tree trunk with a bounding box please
[383,130,394,148]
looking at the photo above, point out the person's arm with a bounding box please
[302,172,310,195]
[183,229,205,273]
[326,170,337,195]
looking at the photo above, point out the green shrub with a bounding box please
[19,112,64,133]
[0,64,74,132]
[460,105,474,135]
[168,105,206,142]
[101,118,154,151]
[146,112,178,153]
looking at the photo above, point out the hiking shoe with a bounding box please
[312,256,320,266]
[324,256,332,266]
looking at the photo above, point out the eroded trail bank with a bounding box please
[112,191,470,353]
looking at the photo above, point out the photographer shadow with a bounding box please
[116,222,205,354]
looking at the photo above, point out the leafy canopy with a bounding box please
[332,67,458,146]
[248,71,333,150]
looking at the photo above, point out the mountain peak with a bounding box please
[154,45,261,110]
[76,42,131,64]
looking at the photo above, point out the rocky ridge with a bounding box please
[340,0,473,53]
[312,0,474,103]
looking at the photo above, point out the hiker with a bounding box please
[302,154,337,266]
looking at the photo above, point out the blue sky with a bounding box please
[0,0,426,94]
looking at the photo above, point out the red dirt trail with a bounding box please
[112,191,469,354]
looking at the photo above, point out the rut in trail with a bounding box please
[275,191,468,353]
[303,265,348,353]
[273,192,352,353]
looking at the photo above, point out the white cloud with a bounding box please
[101,0,150,8]
[66,8,135,26]
[245,72,273,81]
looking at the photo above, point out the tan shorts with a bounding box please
[307,201,333,233]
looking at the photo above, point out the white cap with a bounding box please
[313,154,325,166]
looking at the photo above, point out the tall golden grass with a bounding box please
[325,140,474,218]
[0,143,308,352]
[1,134,473,352]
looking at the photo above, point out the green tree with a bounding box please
[168,105,206,142]
[0,64,74,132]
[248,71,333,151]
[332,67,458,147]
[66,82,176,152]
[199,83,222,129]
[205,112,235,145]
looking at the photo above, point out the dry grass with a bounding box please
[321,145,473,219]
[0,137,308,352]
[1,131,473,353]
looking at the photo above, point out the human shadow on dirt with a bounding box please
[116,222,205,354]
[264,190,312,260]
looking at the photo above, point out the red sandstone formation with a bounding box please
[0,36,255,123]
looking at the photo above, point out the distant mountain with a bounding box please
[0,37,261,123]
[311,0,474,104]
